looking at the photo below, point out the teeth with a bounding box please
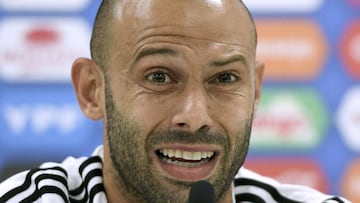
[183,151,192,160]
[192,152,201,160]
[201,152,206,158]
[168,149,175,157]
[159,149,215,161]
[163,158,210,168]
[175,150,182,158]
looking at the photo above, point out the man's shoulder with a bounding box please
[0,146,106,203]
[234,168,351,203]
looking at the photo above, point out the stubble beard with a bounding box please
[104,84,253,202]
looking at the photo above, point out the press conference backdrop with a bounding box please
[0,0,359,201]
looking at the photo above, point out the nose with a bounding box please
[170,86,214,132]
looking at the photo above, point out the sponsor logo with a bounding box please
[256,20,327,80]
[341,159,360,203]
[242,0,324,13]
[244,158,328,192]
[340,21,360,79]
[0,0,90,11]
[0,102,101,155]
[3,104,80,135]
[0,17,91,82]
[336,86,360,152]
[250,88,328,150]
[0,87,102,157]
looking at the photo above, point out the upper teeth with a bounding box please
[159,149,214,161]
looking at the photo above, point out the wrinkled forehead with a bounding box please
[112,0,255,49]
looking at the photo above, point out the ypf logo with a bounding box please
[341,159,360,203]
[244,158,328,192]
[0,0,90,11]
[0,18,91,82]
[340,21,360,79]
[336,86,360,152]
[0,84,103,158]
[256,20,327,81]
[251,88,328,150]
[2,104,81,135]
[0,102,100,155]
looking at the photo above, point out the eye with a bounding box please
[146,71,172,84]
[212,72,238,84]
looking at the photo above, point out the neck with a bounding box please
[102,143,146,203]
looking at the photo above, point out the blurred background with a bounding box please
[0,0,359,201]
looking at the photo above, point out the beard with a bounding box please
[104,84,253,203]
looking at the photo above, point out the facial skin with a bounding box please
[71,0,264,202]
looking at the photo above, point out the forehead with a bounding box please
[110,0,255,58]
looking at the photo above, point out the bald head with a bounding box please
[90,0,113,70]
[90,0,257,72]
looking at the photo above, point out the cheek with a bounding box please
[113,73,175,132]
[211,97,254,130]
[130,95,173,132]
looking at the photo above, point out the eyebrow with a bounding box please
[134,47,179,63]
[209,54,248,68]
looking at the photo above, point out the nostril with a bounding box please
[178,123,186,127]
[176,122,210,133]
[199,125,210,131]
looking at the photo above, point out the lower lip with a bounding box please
[154,154,218,181]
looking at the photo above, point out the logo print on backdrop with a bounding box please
[0,103,87,155]
[0,101,101,156]
[242,0,324,13]
[3,104,80,135]
[340,21,360,79]
[26,28,58,45]
[0,18,90,82]
[336,86,360,152]
[0,0,90,11]
[256,20,327,81]
[251,88,328,150]
[244,158,329,192]
[0,85,103,159]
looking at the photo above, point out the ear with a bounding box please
[71,57,104,120]
[253,60,265,114]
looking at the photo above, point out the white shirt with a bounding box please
[0,146,351,203]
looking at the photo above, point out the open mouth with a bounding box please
[156,149,216,168]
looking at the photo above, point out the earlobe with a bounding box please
[253,61,265,114]
[71,57,104,120]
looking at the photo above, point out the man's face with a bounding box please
[103,0,258,202]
